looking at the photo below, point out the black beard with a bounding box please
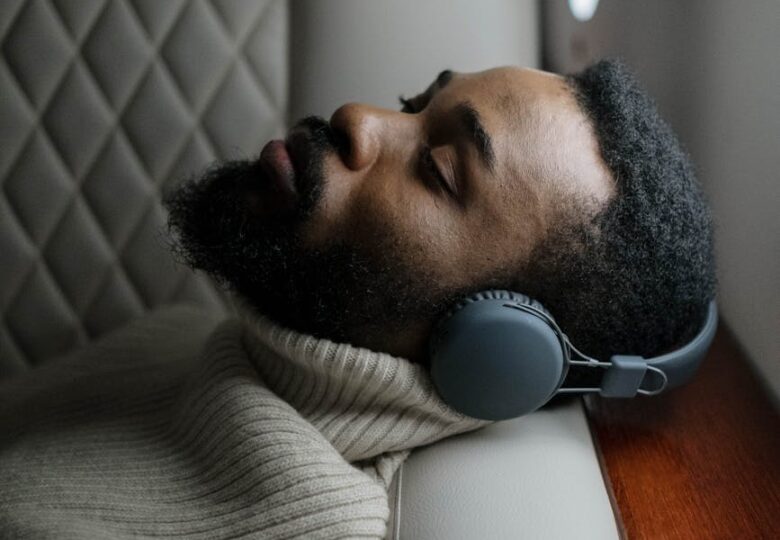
[163,116,473,350]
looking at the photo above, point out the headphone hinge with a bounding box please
[600,355,648,398]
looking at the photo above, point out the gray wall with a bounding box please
[544,0,780,399]
[290,0,539,119]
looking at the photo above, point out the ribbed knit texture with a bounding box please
[0,304,488,539]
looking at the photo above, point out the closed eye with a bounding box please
[421,145,452,197]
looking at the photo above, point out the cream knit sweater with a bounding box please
[0,304,488,538]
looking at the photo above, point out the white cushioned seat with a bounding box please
[387,399,619,539]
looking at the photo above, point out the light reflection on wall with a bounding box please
[568,0,600,21]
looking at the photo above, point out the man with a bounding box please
[0,60,715,538]
[166,59,716,370]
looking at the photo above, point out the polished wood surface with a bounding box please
[585,324,780,539]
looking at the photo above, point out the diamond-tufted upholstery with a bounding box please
[1,0,288,379]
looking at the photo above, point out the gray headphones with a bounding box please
[429,290,718,420]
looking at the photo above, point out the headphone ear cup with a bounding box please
[429,290,567,421]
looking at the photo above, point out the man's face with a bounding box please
[165,66,613,363]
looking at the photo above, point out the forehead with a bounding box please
[468,66,566,93]
[444,66,572,119]
[444,65,614,212]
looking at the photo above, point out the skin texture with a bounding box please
[165,66,614,364]
[297,67,613,360]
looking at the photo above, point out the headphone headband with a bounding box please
[560,300,718,397]
[645,300,718,385]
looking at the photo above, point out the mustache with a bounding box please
[291,115,349,159]
[285,116,350,221]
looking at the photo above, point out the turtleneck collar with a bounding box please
[233,299,489,462]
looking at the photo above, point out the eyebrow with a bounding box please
[454,101,496,172]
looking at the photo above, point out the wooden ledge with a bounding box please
[585,323,780,539]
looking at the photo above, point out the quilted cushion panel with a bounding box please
[1,0,289,379]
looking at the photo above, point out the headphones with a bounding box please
[429,290,718,421]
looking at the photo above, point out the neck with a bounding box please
[346,318,435,367]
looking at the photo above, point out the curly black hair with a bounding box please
[518,59,717,361]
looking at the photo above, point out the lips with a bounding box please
[259,139,297,209]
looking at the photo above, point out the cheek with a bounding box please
[346,179,469,283]
[297,159,477,286]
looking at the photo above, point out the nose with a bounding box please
[329,103,411,172]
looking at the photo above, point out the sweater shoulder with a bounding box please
[0,305,229,412]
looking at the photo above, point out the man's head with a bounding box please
[164,59,715,365]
